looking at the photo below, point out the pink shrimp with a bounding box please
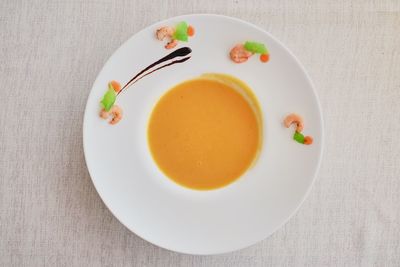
[99,105,123,125]
[284,113,304,132]
[229,44,253,63]
[165,39,178,49]
[156,26,174,41]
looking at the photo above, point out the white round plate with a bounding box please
[83,14,323,255]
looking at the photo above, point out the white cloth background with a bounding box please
[1,1,399,266]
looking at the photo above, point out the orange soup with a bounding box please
[148,74,262,190]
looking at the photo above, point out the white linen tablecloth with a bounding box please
[1,0,399,266]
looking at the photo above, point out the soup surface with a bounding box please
[148,74,262,190]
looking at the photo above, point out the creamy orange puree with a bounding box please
[148,74,262,190]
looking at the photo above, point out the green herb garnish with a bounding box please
[244,41,268,54]
[173,21,189,42]
[100,87,116,111]
[293,131,305,144]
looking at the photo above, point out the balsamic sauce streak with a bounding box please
[118,47,192,95]
[124,57,191,89]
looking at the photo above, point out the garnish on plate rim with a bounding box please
[156,21,195,49]
[284,113,313,145]
[230,41,270,63]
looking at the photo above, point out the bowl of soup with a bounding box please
[83,14,323,255]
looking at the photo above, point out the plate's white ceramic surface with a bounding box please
[83,14,323,255]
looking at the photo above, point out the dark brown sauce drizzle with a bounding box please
[118,47,192,96]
